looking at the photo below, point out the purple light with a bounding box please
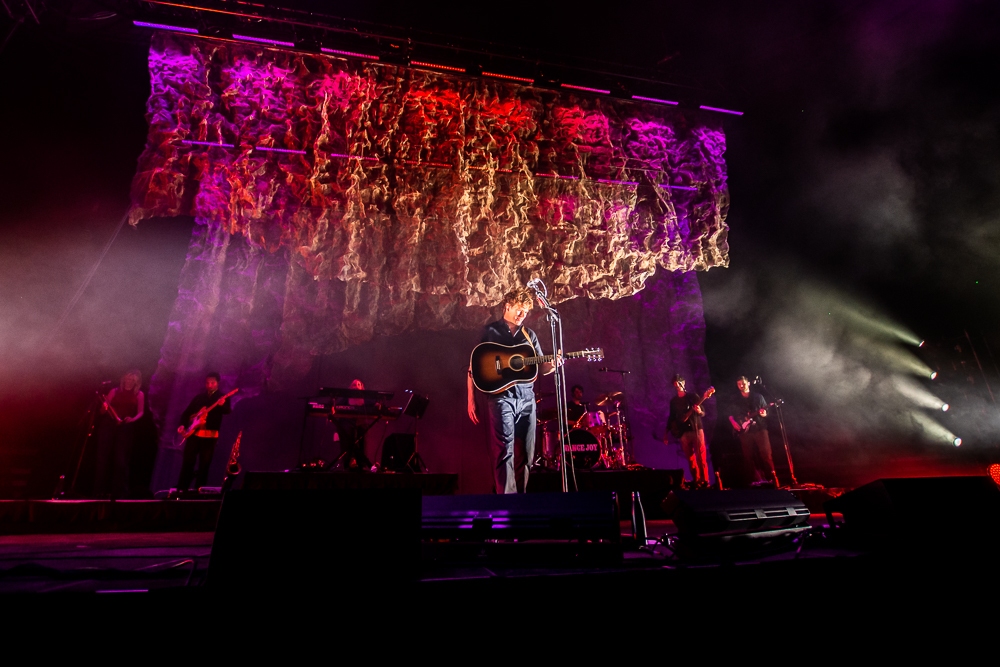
[561,83,611,95]
[255,146,308,155]
[182,140,235,148]
[699,105,744,116]
[659,184,698,191]
[632,95,678,106]
[321,47,380,61]
[232,34,296,48]
[596,178,639,186]
[133,21,198,34]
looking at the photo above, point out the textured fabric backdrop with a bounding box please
[128,34,727,490]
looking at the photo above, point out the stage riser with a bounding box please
[0,500,221,535]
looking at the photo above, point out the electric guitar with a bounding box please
[470,342,603,394]
[179,389,239,441]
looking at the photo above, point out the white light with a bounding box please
[954,437,962,447]
[919,340,926,348]
[941,403,950,412]
[930,371,938,380]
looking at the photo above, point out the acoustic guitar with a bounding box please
[470,342,603,394]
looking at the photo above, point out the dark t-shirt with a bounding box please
[668,393,703,436]
[179,390,232,431]
[567,401,587,424]
[480,319,543,400]
[734,392,768,433]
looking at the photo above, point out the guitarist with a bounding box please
[733,375,779,487]
[666,375,711,489]
[467,288,561,494]
[176,372,232,492]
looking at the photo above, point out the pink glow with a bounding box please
[182,140,235,148]
[255,146,308,155]
[659,184,698,191]
[482,71,535,84]
[133,21,198,34]
[699,105,744,116]
[632,95,678,106]
[561,83,611,95]
[232,34,296,48]
[411,61,466,73]
[321,47,380,61]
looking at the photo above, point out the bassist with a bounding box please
[666,375,711,489]
[176,372,232,492]
[467,288,561,494]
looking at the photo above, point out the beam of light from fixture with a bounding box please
[232,34,295,48]
[482,72,534,84]
[699,105,744,116]
[909,411,961,446]
[632,95,678,106]
[133,20,199,34]
[863,339,934,378]
[831,303,923,345]
[561,83,611,94]
[892,375,948,411]
[321,47,380,60]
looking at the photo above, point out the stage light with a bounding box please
[632,95,679,106]
[133,20,198,34]
[320,47,380,60]
[988,463,1000,485]
[699,105,744,116]
[410,61,466,73]
[930,371,938,380]
[232,34,296,48]
[561,83,611,95]
[482,72,535,84]
[919,340,926,348]
[892,375,948,411]
[909,411,961,447]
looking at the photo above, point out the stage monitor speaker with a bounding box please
[423,491,619,542]
[824,476,1000,553]
[663,489,811,561]
[208,488,421,591]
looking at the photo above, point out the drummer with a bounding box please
[567,385,588,428]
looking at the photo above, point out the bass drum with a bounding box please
[566,429,601,469]
[541,429,601,469]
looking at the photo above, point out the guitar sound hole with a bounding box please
[509,356,524,371]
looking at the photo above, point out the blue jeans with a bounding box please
[487,392,537,493]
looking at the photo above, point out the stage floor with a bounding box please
[0,517,845,594]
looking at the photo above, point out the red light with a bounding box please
[989,463,1000,486]
[482,71,534,84]
[410,61,466,73]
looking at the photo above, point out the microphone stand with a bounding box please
[600,368,634,465]
[754,376,809,488]
[530,281,576,492]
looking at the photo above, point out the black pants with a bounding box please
[94,419,134,498]
[738,429,776,485]
[177,436,217,491]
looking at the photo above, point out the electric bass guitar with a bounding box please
[470,342,603,394]
[179,389,239,442]
[669,386,715,437]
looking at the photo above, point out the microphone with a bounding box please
[752,375,762,385]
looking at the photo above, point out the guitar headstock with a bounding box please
[704,386,716,398]
[583,347,604,362]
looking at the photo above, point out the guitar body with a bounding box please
[471,342,539,394]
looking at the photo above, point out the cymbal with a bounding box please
[596,391,623,406]
[537,408,559,422]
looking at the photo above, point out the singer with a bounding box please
[468,287,561,493]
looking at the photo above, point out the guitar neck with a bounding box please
[524,350,590,366]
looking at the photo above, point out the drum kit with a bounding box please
[536,391,631,470]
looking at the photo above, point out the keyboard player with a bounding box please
[331,378,376,471]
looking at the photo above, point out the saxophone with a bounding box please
[221,431,242,492]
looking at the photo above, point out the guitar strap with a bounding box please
[520,326,537,355]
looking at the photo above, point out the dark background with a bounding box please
[2,1,999,496]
